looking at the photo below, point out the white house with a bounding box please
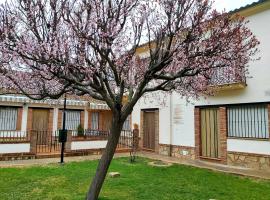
[132,0,270,170]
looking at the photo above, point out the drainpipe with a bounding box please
[169,92,173,157]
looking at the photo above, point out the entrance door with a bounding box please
[200,108,220,158]
[143,110,156,151]
[32,109,49,145]
[32,109,49,131]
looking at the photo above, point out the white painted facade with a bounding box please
[52,108,59,133]
[21,104,28,132]
[84,109,89,130]
[0,143,30,154]
[227,139,270,155]
[71,141,107,150]
[132,9,270,155]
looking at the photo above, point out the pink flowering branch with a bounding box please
[0,0,259,199]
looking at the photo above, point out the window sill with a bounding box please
[199,156,222,162]
[227,137,270,141]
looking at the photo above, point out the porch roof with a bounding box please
[0,95,110,110]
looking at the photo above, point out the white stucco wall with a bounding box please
[132,93,172,145]
[197,10,270,106]
[192,9,270,153]
[132,9,270,153]
[0,143,30,154]
[171,94,195,147]
[71,140,107,150]
[84,109,89,130]
[21,104,28,132]
[52,107,59,133]
[228,139,270,155]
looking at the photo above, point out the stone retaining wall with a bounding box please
[228,151,270,170]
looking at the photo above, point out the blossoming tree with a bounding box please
[0,0,259,199]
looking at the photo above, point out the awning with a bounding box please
[0,95,109,110]
[89,102,110,110]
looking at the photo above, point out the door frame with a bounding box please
[200,108,220,159]
[195,107,227,164]
[141,108,159,152]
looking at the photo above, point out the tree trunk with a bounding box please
[86,115,123,200]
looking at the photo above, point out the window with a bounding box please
[0,107,18,130]
[63,110,81,130]
[91,112,99,130]
[123,115,131,130]
[227,104,269,139]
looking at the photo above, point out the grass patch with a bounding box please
[0,157,270,200]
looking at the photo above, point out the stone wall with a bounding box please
[228,151,270,171]
[159,144,171,156]
[159,144,195,160]
[0,153,35,161]
[171,145,195,160]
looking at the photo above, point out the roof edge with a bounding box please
[230,0,270,17]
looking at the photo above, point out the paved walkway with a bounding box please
[0,153,130,168]
[1,151,270,180]
[139,151,270,180]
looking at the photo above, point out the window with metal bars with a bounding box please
[63,110,81,130]
[0,107,18,131]
[227,104,269,139]
[91,112,99,130]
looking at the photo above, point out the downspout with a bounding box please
[169,93,173,157]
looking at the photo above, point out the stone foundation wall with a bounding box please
[159,144,195,160]
[228,151,270,171]
[171,145,195,160]
[159,144,171,156]
[0,153,35,161]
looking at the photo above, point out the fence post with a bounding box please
[65,131,72,153]
[30,130,37,155]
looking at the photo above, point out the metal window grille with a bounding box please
[227,104,269,139]
[0,107,18,131]
[123,115,131,130]
[63,110,81,130]
[91,112,99,130]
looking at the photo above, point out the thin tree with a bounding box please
[0,0,259,199]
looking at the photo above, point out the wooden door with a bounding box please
[32,109,49,131]
[143,111,156,151]
[200,108,220,158]
[32,109,50,145]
